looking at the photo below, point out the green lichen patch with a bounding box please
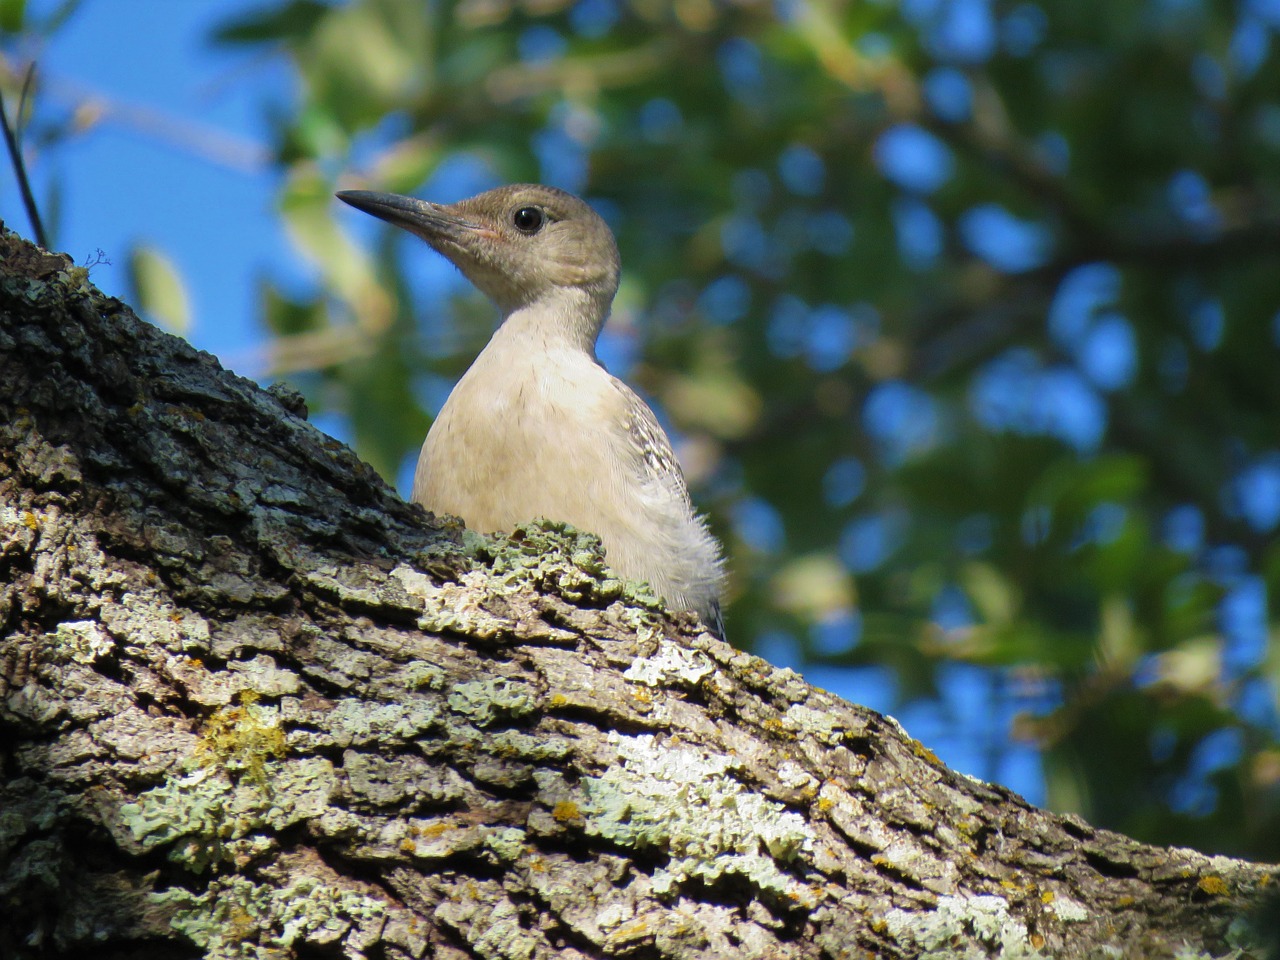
[300,564,407,612]
[624,640,716,688]
[1046,893,1089,922]
[50,619,116,664]
[883,894,1051,960]
[343,750,467,808]
[317,697,442,747]
[392,519,669,634]
[226,654,301,698]
[157,873,385,960]
[447,678,538,727]
[118,767,238,872]
[392,565,512,636]
[404,660,447,690]
[118,757,336,872]
[575,733,816,905]
[484,826,529,862]
[478,519,639,607]
[484,728,572,763]
[102,598,213,655]
[610,602,666,644]
[783,703,849,746]
[434,881,546,960]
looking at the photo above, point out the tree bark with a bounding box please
[1,223,1275,960]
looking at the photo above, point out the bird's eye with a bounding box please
[512,207,544,234]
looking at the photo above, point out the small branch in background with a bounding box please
[0,62,48,249]
[0,54,271,176]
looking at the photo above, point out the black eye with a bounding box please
[512,207,544,234]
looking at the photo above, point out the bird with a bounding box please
[336,183,726,638]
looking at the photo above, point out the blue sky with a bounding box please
[1,1,306,366]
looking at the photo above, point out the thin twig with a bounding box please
[0,62,48,249]
[17,60,35,139]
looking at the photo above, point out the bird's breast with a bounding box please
[412,350,617,532]
[411,343,723,622]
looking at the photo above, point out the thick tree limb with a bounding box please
[0,222,1275,959]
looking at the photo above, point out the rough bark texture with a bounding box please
[1,222,1276,960]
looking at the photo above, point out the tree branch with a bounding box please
[1,222,1275,959]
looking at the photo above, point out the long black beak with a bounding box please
[336,190,482,243]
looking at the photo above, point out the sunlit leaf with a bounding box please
[128,245,191,336]
[771,553,856,621]
[370,133,442,195]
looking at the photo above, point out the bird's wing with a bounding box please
[613,378,692,505]
[705,599,726,641]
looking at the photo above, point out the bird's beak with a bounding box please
[336,190,492,246]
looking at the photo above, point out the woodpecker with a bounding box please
[337,184,726,637]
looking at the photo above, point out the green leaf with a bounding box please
[211,0,329,44]
[260,281,324,338]
[0,0,26,33]
[128,245,192,336]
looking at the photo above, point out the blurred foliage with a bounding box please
[128,244,191,335]
[8,0,1280,861]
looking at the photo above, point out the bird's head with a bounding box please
[337,184,621,319]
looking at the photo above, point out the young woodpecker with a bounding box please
[337,184,726,637]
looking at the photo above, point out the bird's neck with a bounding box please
[495,289,608,356]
